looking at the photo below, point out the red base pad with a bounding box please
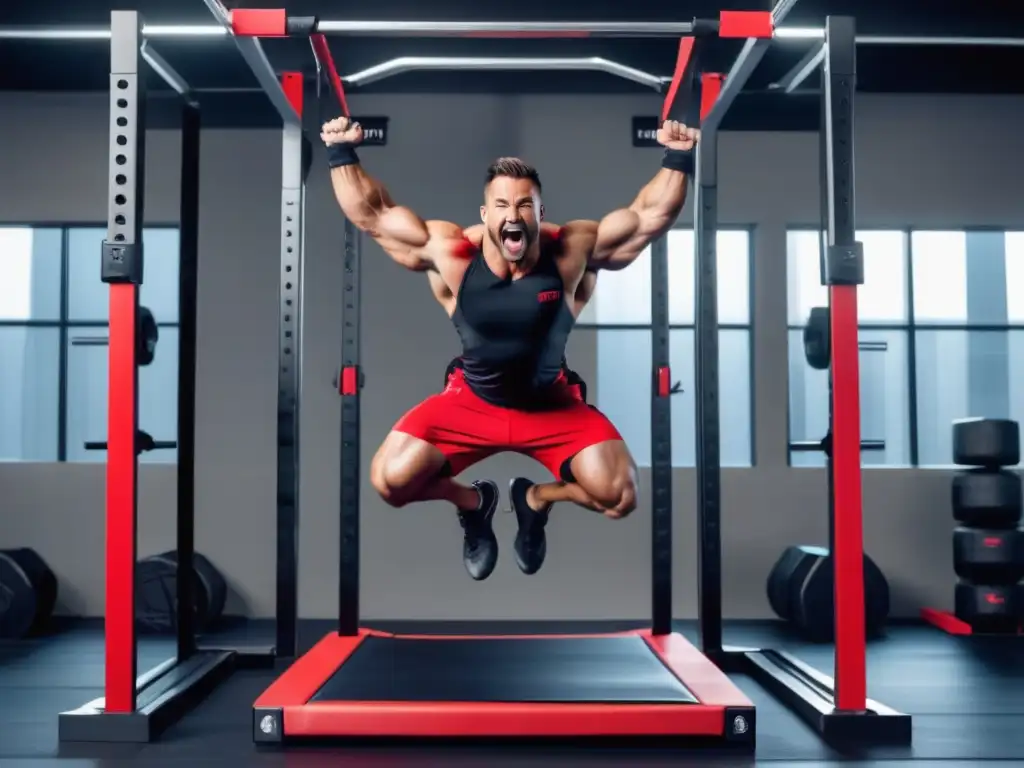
[254,628,754,739]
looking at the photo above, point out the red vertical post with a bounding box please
[105,284,140,712]
[103,9,145,714]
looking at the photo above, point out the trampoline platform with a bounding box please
[253,628,755,743]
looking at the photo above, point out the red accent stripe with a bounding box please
[286,701,724,737]
[657,366,671,397]
[920,608,973,636]
[254,631,369,707]
[255,629,748,736]
[700,73,723,120]
[230,8,287,37]
[829,284,867,712]
[341,366,358,396]
[640,630,753,707]
[661,37,696,124]
[280,72,303,116]
[105,284,138,713]
[718,10,774,39]
[310,34,351,117]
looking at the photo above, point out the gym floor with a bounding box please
[1,620,1021,767]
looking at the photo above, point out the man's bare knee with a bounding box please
[370,433,446,508]
[371,462,413,508]
[600,477,638,519]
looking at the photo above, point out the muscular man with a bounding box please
[322,116,698,581]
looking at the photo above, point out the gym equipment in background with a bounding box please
[768,545,890,642]
[135,551,228,634]
[70,304,160,366]
[0,548,58,640]
[922,418,1024,635]
[84,429,176,456]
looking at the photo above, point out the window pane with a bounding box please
[915,330,970,465]
[1008,331,1024,454]
[0,227,62,321]
[668,329,752,466]
[788,329,910,467]
[787,230,907,324]
[1006,232,1024,322]
[911,231,968,324]
[595,328,752,468]
[596,329,651,464]
[68,227,180,322]
[578,249,651,326]
[667,230,751,325]
[0,327,60,460]
[580,229,751,327]
[66,328,179,464]
[916,329,1021,466]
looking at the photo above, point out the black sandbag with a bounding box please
[767,545,890,642]
[953,418,1020,468]
[0,548,58,639]
[955,581,1024,634]
[953,527,1024,584]
[135,550,227,634]
[766,545,810,621]
[952,469,1022,529]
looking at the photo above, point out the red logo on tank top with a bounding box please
[537,290,561,303]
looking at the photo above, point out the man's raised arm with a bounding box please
[322,117,462,271]
[567,121,699,272]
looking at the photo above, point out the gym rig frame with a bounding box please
[52,0,911,748]
[56,11,278,743]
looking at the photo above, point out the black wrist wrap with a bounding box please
[326,143,359,168]
[661,149,695,175]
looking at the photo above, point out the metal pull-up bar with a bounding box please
[344,56,669,90]
[229,10,773,39]
[2,24,1021,47]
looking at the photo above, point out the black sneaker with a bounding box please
[457,480,499,581]
[510,477,549,575]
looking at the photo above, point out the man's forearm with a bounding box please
[328,157,431,251]
[329,162,395,233]
[629,166,688,225]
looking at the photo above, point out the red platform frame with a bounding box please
[253,629,754,742]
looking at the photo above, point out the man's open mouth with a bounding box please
[502,224,527,255]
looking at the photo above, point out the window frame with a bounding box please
[0,221,179,462]
[786,224,1024,468]
[580,223,757,468]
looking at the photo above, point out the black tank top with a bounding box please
[451,248,576,409]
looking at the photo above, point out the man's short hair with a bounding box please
[485,157,542,193]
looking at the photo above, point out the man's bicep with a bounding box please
[372,216,463,271]
[589,207,669,271]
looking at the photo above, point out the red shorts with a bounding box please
[393,368,623,479]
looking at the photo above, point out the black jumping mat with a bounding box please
[309,635,699,704]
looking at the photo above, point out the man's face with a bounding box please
[480,176,543,262]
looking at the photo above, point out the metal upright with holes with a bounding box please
[275,86,306,659]
[339,220,361,636]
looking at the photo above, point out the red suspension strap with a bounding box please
[310,34,350,118]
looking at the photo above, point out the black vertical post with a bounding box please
[650,233,672,636]
[102,9,145,714]
[338,219,361,636]
[175,102,201,661]
[818,50,837,555]
[276,100,305,658]
[694,129,722,656]
[57,228,71,462]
